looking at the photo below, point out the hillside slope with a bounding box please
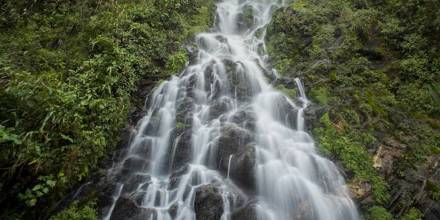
[266,0,439,219]
[0,0,214,219]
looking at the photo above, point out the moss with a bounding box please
[314,113,389,204]
[183,0,215,36]
[276,84,297,98]
[367,206,393,220]
[267,0,440,216]
[291,0,307,11]
[310,86,330,106]
[175,122,188,130]
[242,5,254,28]
[401,208,423,220]
[166,49,189,76]
[426,180,440,201]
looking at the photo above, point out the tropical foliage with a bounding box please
[0,0,214,218]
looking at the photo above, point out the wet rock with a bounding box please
[215,34,228,44]
[231,201,257,220]
[142,113,162,136]
[98,182,118,217]
[293,200,317,220]
[195,185,224,220]
[284,108,299,129]
[186,44,199,65]
[229,107,256,131]
[223,59,238,74]
[237,5,254,30]
[185,74,199,98]
[175,97,194,131]
[424,201,440,220]
[168,165,190,190]
[234,78,256,102]
[209,97,234,120]
[171,130,193,171]
[130,77,158,124]
[122,174,150,194]
[216,124,256,190]
[274,77,299,90]
[223,59,255,101]
[227,144,256,191]
[217,124,253,152]
[110,196,153,220]
[120,156,149,177]
[130,138,152,157]
[303,103,326,130]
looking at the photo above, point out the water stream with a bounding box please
[103,0,359,219]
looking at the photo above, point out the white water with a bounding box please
[103,0,359,219]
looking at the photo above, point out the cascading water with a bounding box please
[103,0,359,219]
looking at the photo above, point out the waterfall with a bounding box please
[103,0,359,219]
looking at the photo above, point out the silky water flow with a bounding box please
[103,0,360,219]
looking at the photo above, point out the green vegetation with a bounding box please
[267,0,439,218]
[427,180,440,201]
[368,206,394,220]
[50,202,97,220]
[276,84,297,98]
[315,113,389,204]
[0,0,214,218]
[401,208,423,220]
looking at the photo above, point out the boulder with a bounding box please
[231,201,258,220]
[98,182,118,217]
[110,196,153,220]
[223,59,255,101]
[209,97,234,120]
[229,108,256,132]
[216,124,256,191]
[120,156,149,177]
[195,185,224,220]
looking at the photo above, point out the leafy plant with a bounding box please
[368,206,393,220]
[0,0,215,218]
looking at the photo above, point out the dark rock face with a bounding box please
[227,145,256,191]
[110,196,153,220]
[187,44,200,65]
[237,5,254,30]
[229,108,256,132]
[120,156,149,177]
[303,103,326,131]
[216,124,256,191]
[195,185,224,220]
[231,201,258,220]
[171,130,193,171]
[122,174,150,194]
[209,98,234,120]
[176,97,195,127]
[223,59,256,101]
[424,202,440,220]
[168,165,191,190]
